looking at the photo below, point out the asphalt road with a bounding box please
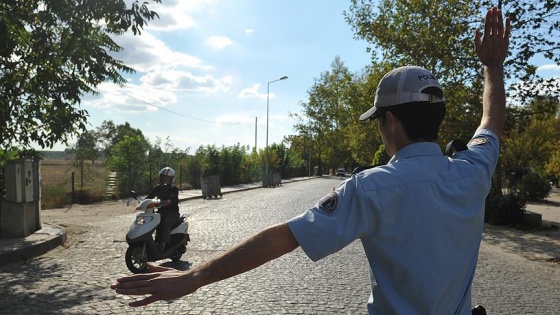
[0,177,558,314]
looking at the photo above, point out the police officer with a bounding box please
[146,167,180,250]
[112,7,510,314]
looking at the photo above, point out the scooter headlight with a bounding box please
[135,216,153,225]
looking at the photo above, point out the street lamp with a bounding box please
[265,75,288,174]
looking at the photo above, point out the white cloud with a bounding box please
[537,64,560,71]
[140,70,232,93]
[112,32,213,73]
[238,84,278,100]
[238,84,262,99]
[141,0,218,32]
[206,36,233,49]
[215,114,255,125]
[245,28,254,34]
[85,82,177,113]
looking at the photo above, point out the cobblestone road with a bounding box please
[0,178,559,314]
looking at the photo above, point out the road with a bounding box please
[0,177,559,314]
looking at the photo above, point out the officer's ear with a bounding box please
[385,111,398,131]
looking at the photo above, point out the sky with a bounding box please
[49,0,560,152]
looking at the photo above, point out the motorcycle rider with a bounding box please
[146,167,180,250]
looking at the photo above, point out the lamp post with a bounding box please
[265,75,288,174]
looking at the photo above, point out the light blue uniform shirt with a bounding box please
[287,129,499,315]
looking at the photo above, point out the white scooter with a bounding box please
[125,192,190,273]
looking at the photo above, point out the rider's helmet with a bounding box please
[159,167,175,186]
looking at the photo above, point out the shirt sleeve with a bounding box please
[146,186,159,199]
[453,128,500,181]
[287,177,370,262]
[169,186,179,205]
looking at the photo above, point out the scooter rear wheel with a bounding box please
[125,244,149,273]
[170,245,187,262]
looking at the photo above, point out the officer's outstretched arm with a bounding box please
[111,222,299,307]
[475,6,511,138]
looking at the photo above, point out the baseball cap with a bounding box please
[359,66,445,121]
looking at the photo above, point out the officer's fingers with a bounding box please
[114,282,157,296]
[114,273,160,284]
[504,17,511,40]
[498,11,505,32]
[483,8,492,37]
[492,7,500,36]
[474,29,482,51]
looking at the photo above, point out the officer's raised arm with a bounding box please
[474,6,511,137]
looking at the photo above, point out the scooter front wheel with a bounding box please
[125,244,149,274]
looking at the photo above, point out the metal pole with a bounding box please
[71,172,75,204]
[308,135,311,177]
[265,82,270,174]
[265,76,288,175]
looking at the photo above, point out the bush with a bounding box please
[516,171,551,202]
[485,188,526,226]
[41,184,70,209]
[73,188,106,204]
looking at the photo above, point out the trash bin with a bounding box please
[273,173,281,186]
[201,175,222,199]
[262,173,282,188]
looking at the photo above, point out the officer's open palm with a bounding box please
[111,263,198,307]
[475,6,510,68]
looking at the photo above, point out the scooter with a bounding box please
[125,192,190,273]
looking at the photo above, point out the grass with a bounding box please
[41,158,109,209]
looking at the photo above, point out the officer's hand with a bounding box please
[111,263,197,307]
[475,6,510,68]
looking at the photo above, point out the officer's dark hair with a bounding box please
[378,87,446,142]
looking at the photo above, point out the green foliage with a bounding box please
[68,130,99,187]
[516,171,551,202]
[149,136,189,171]
[291,57,361,171]
[107,134,151,194]
[481,0,560,102]
[485,188,526,226]
[41,182,70,209]
[373,144,390,165]
[0,0,161,151]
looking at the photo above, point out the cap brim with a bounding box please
[359,105,379,121]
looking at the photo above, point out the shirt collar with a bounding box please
[389,142,443,164]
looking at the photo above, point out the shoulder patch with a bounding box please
[318,191,339,215]
[468,137,489,146]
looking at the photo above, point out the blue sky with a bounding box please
[57,0,559,152]
[72,0,371,153]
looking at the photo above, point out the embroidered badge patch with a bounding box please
[468,137,489,146]
[318,191,339,214]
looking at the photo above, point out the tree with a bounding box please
[291,57,360,173]
[0,0,162,151]
[69,129,99,188]
[107,134,151,193]
[95,120,117,158]
[149,136,189,171]
[345,0,484,146]
[344,0,560,143]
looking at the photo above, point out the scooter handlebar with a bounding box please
[135,198,161,211]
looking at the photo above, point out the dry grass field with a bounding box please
[40,158,109,209]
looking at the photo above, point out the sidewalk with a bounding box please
[0,177,311,267]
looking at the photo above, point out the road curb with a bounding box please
[0,224,66,267]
